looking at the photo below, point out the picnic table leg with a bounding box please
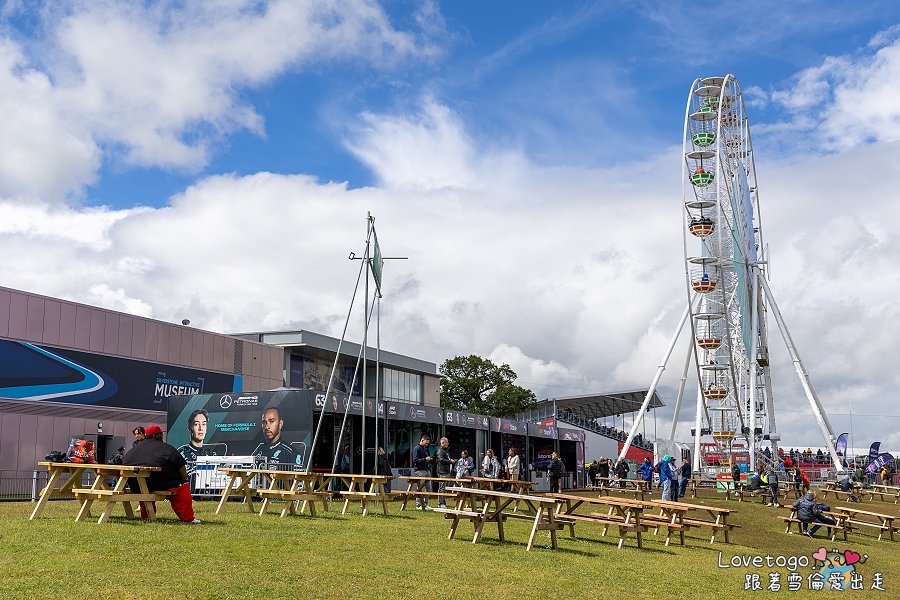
[98,499,119,524]
[472,505,491,544]
[259,497,271,516]
[122,501,135,519]
[526,507,542,551]
[548,511,558,549]
[215,474,237,515]
[75,497,94,522]
[29,469,63,520]
[448,515,461,539]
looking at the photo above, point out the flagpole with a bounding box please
[362,213,370,474]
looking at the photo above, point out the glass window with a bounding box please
[380,368,422,404]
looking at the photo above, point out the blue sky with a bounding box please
[65,1,900,207]
[2,0,900,448]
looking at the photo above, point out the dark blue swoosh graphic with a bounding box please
[0,341,117,403]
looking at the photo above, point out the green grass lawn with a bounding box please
[4,490,900,599]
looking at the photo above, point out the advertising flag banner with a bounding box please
[370,229,383,292]
[866,453,894,474]
[869,441,881,465]
[835,433,848,458]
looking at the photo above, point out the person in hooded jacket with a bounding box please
[792,490,835,537]
[659,455,677,501]
[839,473,861,502]
[635,457,654,492]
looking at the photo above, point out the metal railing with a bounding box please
[0,469,97,502]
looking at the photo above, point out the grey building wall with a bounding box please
[0,397,165,472]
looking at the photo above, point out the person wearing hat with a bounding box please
[123,425,200,524]
[110,446,125,466]
[659,455,677,501]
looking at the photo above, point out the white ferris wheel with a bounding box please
[616,75,844,475]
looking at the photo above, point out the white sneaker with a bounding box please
[190,518,201,524]
[424,505,433,511]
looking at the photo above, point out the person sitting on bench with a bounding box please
[123,424,199,524]
[792,490,835,538]
[839,474,861,502]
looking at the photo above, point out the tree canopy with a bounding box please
[439,355,538,417]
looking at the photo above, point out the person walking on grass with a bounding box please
[768,466,782,508]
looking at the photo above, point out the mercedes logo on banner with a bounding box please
[219,395,233,409]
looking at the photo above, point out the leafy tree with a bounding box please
[439,355,537,417]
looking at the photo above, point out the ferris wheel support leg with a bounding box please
[749,268,760,474]
[668,332,696,440]
[692,386,703,476]
[758,276,844,473]
[616,297,695,464]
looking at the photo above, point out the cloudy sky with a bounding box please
[1,0,899,450]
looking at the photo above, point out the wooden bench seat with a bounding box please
[846,519,894,534]
[820,487,862,502]
[432,507,482,518]
[779,515,851,542]
[393,491,456,497]
[73,488,173,500]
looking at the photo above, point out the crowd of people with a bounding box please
[554,411,653,450]
[585,455,691,502]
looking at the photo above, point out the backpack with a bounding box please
[44,450,66,463]
[654,462,662,474]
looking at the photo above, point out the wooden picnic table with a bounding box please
[331,474,392,516]
[592,477,654,500]
[215,468,335,516]
[397,476,460,510]
[868,484,900,503]
[457,477,536,511]
[733,479,801,503]
[687,477,726,499]
[820,481,863,502]
[779,506,851,542]
[549,493,648,549]
[438,486,564,551]
[256,471,329,518]
[30,462,90,520]
[649,499,738,543]
[31,462,165,524]
[836,505,899,541]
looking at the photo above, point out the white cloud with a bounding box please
[764,31,900,152]
[1,4,900,451]
[0,0,444,202]
[1,91,899,449]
